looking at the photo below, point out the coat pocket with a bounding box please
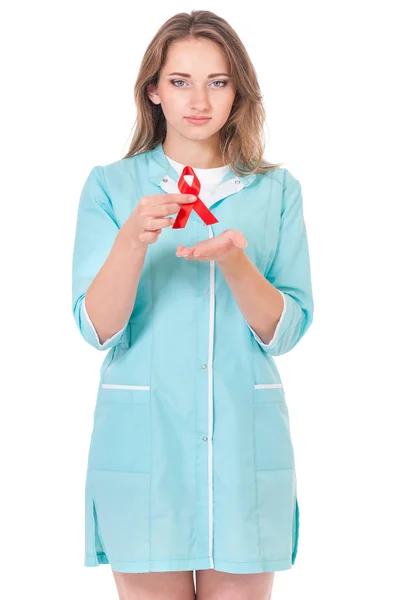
[254,382,285,401]
[253,384,295,470]
[87,384,151,473]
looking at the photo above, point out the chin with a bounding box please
[180,130,214,141]
[182,125,220,138]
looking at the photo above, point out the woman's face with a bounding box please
[148,37,237,142]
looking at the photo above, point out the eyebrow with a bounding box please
[166,72,230,78]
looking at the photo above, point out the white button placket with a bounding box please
[206,222,215,568]
[159,171,245,569]
[201,178,245,570]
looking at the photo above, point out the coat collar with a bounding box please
[147,142,256,216]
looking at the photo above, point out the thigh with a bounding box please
[112,569,196,600]
[196,568,275,600]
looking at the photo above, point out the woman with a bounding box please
[72,9,314,600]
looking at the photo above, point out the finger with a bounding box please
[190,240,221,255]
[234,233,248,248]
[138,229,161,243]
[139,216,175,231]
[228,229,248,248]
[142,194,197,207]
[144,203,182,217]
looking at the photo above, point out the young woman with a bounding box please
[72,9,314,600]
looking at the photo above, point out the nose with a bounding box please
[189,86,210,112]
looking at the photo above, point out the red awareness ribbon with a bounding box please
[172,165,219,228]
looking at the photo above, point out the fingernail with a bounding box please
[189,195,197,201]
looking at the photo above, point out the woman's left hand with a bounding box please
[176,229,248,262]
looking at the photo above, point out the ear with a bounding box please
[147,82,160,105]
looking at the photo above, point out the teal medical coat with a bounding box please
[71,142,314,574]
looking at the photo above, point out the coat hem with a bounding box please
[84,553,293,573]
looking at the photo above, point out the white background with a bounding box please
[1,1,394,598]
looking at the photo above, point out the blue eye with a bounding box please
[170,80,227,88]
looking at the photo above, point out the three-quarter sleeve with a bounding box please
[248,172,314,356]
[71,165,129,351]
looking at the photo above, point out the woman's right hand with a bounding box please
[121,193,197,246]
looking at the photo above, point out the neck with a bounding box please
[162,135,225,169]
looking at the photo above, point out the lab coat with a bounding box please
[71,142,314,574]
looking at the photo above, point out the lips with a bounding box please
[184,117,211,124]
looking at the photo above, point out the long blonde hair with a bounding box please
[123,10,283,176]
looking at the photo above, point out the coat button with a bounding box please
[201,363,207,369]
[235,179,240,184]
[202,436,208,441]
[162,177,168,182]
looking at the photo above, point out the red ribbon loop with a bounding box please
[172,165,219,228]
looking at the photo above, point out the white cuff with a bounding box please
[246,290,289,348]
[81,296,128,350]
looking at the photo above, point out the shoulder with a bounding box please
[263,167,303,211]
[99,152,142,181]
[96,151,148,195]
[257,166,300,191]
[253,166,304,219]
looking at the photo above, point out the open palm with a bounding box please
[176,229,248,262]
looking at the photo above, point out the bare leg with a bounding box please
[112,569,196,600]
[196,568,275,600]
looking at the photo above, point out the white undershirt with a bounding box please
[165,154,231,208]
